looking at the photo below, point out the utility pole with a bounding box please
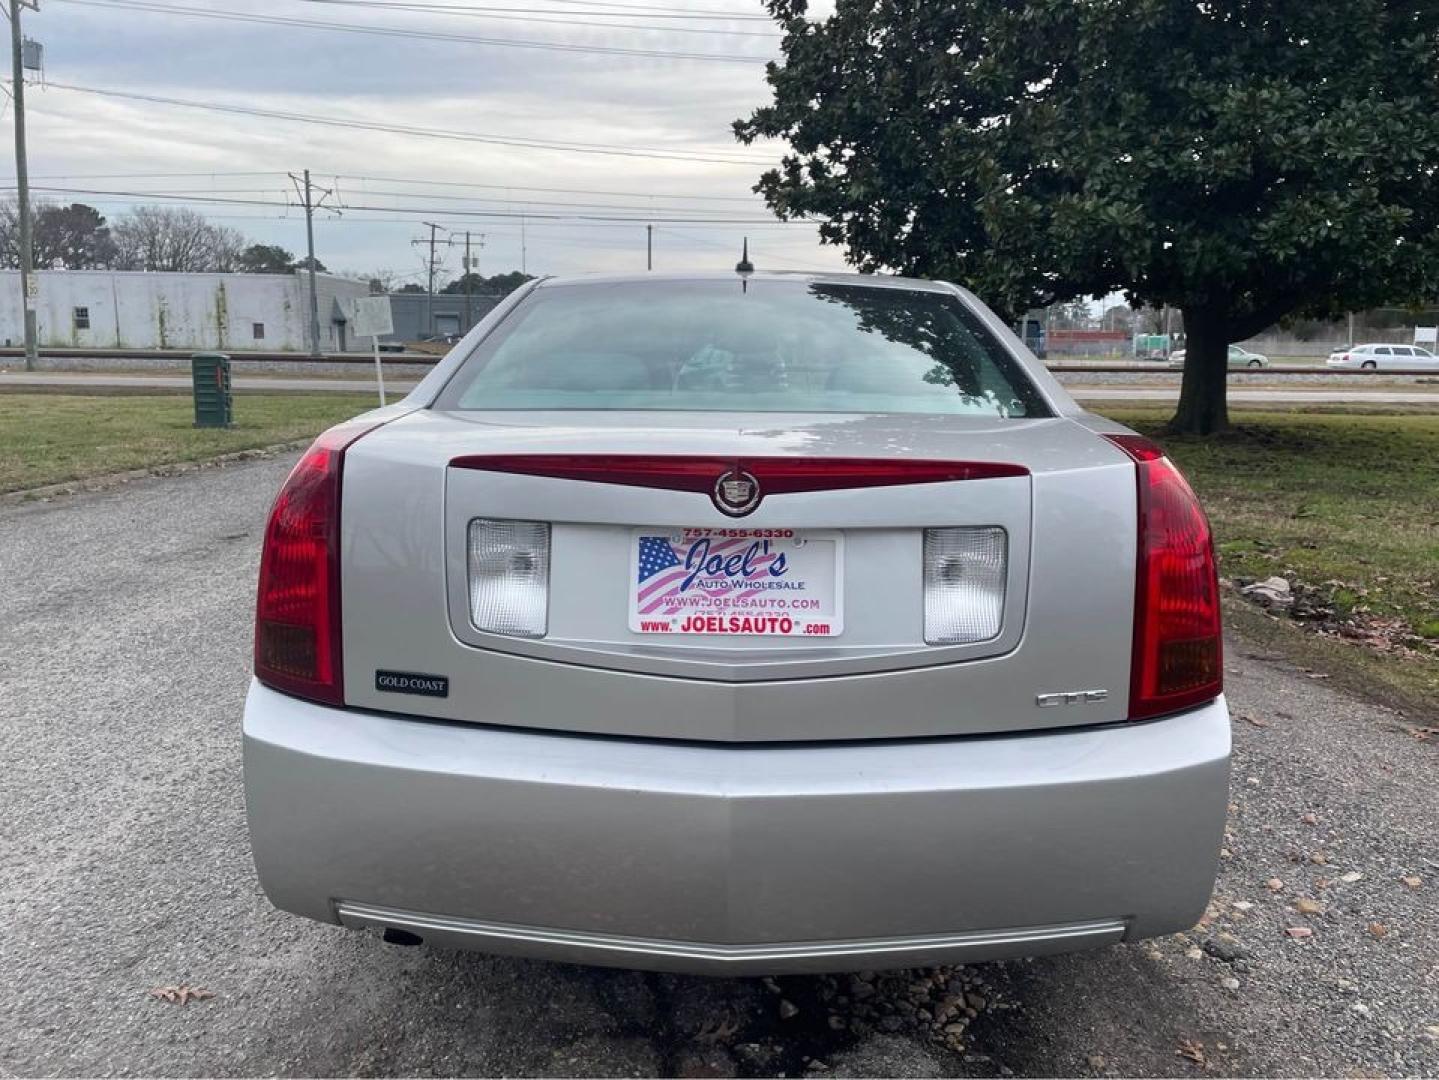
[420,221,440,338]
[289,169,334,357]
[646,224,652,271]
[417,229,486,336]
[10,0,39,371]
[462,231,473,331]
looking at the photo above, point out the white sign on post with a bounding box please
[348,296,394,405]
[1414,326,1437,347]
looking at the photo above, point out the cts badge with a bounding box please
[376,670,449,698]
[1035,689,1108,708]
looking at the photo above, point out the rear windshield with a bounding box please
[440,280,1049,418]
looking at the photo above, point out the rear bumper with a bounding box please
[243,680,1230,975]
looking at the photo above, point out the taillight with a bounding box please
[1104,433,1222,720]
[254,419,382,705]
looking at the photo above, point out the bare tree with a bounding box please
[111,206,244,272]
[207,224,247,272]
[344,268,404,293]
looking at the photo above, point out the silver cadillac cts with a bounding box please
[244,272,1229,975]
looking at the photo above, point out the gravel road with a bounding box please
[1,456,1435,1078]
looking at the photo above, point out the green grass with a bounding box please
[1099,407,1439,713]
[2,393,1434,713]
[0,393,373,493]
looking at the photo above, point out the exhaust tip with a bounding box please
[382,927,423,947]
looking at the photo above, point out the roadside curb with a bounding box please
[0,439,310,509]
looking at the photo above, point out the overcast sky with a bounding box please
[8,0,850,285]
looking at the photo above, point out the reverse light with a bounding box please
[923,527,1008,644]
[1104,433,1223,720]
[468,519,550,638]
[253,419,381,705]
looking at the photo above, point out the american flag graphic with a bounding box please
[635,534,782,616]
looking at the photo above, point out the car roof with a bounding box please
[531,270,956,294]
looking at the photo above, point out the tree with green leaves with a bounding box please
[238,243,297,275]
[0,201,118,269]
[441,270,534,297]
[736,0,1439,433]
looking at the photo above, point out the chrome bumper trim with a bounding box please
[335,901,1128,975]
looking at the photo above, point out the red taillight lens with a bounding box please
[1104,433,1222,720]
[254,419,381,705]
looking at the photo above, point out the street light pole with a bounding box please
[9,0,38,371]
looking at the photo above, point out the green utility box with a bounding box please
[191,352,233,429]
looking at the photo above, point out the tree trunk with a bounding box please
[1167,307,1231,435]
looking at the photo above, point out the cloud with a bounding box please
[13,0,851,277]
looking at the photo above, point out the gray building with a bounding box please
[381,291,503,344]
[0,269,371,352]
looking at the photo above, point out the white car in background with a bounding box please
[1327,344,1439,370]
[1167,345,1268,368]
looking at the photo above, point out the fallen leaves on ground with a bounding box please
[1401,875,1422,890]
[148,985,214,1005]
[693,1011,741,1044]
[1176,1039,1207,1065]
[1408,726,1437,742]
[1267,877,1286,892]
[1239,713,1270,728]
[1285,926,1314,940]
[1367,922,1389,939]
[1300,812,1318,825]
[1295,897,1325,915]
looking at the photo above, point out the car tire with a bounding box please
[1248,359,1262,367]
[1362,360,1377,370]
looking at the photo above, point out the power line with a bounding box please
[20,169,291,180]
[290,0,780,37]
[333,0,773,17]
[3,170,769,207]
[3,170,766,203]
[45,0,774,62]
[0,187,810,233]
[30,81,777,166]
[8,183,803,225]
[310,185,774,218]
[331,172,764,202]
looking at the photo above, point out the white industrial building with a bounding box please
[0,269,372,352]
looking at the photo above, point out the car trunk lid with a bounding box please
[338,409,1140,741]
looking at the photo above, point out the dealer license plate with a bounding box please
[628,528,843,637]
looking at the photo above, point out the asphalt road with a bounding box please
[2,369,1439,406]
[1,456,1436,1078]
